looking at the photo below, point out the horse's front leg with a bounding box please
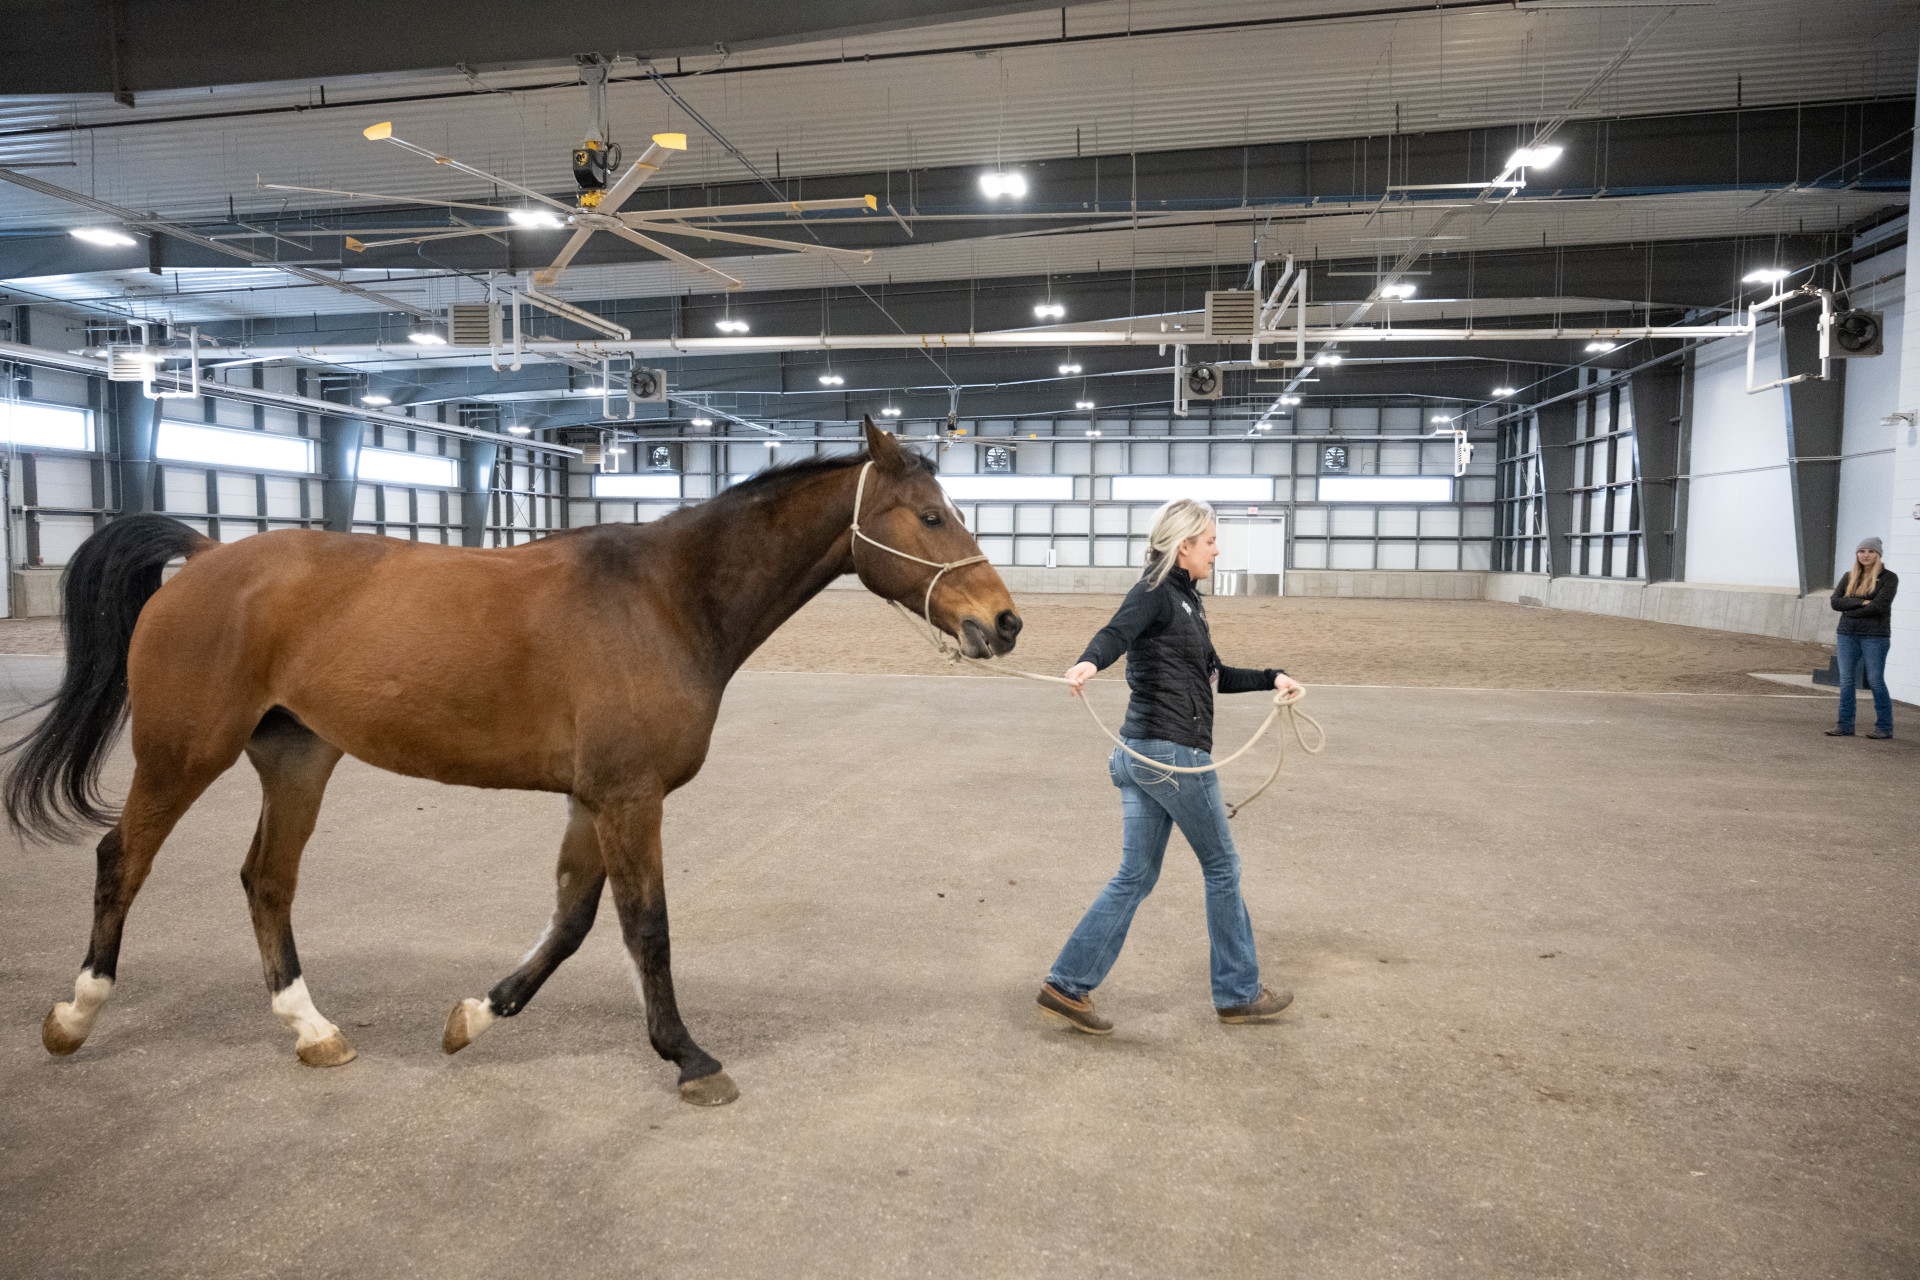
[595,786,736,1106]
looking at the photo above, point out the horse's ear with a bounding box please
[863,415,908,476]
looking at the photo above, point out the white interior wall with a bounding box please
[1885,67,1920,706]
[1684,325,1801,588]
[1835,238,1906,582]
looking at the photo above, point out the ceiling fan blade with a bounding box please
[618,218,873,262]
[591,133,687,218]
[637,195,878,221]
[605,224,743,291]
[363,122,575,213]
[260,180,510,216]
[532,227,596,287]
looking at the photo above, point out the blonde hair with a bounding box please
[1846,556,1883,599]
[1142,498,1216,589]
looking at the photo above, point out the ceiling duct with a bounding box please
[1204,290,1258,338]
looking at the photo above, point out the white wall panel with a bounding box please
[162,467,207,514]
[33,457,92,509]
[1835,254,1903,581]
[35,515,94,566]
[263,476,303,519]
[1685,329,1800,588]
[217,473,257,517]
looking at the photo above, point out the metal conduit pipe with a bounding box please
[0,340,582,458]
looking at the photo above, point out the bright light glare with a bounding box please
[1585,341,1617,353]
[1279,395,1302,406]
[1743,267,1791,284]
[1506,145,1563,170]
[507,425,532,435]
[1085,428,1101,437]
[1319,476,1453,503]
[940,475,1073,501]
[979,170,1029,198]
[1034,302,1066,320]
[1380,283,1416,299]
[766,441,779,448]
[1,402,93,451]
[156,421,314,473]
[1315,353,1342,366]
[408,330,448,345]
[508,208,564,229]
[1112,476,1274,503]
[357,445,457,488]
[1075,400,1096,410]
[70,227,136,248]
[1431,414,1451,423]
[715,319,750,333]
[593,473,680,499]
[361,394,392,406]
[880,407,902,417]
[1491,386,1517,397]
[1058,363,1082,374]
[690,417,714,427]
[819,374,844,386]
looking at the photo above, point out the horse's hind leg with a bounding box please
[240,710,350,1066]
[443,799,605,1054]
[42,754,239,1056]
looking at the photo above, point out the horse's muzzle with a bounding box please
[960,610,1022,658]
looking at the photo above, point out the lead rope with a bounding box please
[848,463,1325,819]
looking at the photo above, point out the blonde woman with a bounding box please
[1037,498,1302,1034]
[1828,536,1898,739]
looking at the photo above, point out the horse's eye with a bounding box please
[920,511,944,528]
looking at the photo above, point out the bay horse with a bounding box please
[5,419,1019,1106]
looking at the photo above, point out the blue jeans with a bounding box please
[1047,737,1263,1008]
[1837,633,1893,735]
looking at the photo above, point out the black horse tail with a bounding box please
[3,514,211,842]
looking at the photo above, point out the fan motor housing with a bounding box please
[1828,308,1883,358]
[1183,364,1224,400]
[571,140,621,191]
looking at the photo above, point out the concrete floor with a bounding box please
[1,660,1916,1278]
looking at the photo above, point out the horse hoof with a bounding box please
[442,998,494,1055]
[297,1031,356,1068]
[42,1004,86,1056]
[679,1070,739,1107]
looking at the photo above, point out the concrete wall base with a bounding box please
[10,569,62,618]
[1482,574,1837,644]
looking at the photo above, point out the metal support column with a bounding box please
[320,386,362,534]
[109,378,158,515]
[1780,305,1847,596]
[1536,398,1577,579]
[461,440,498,547]
[1629,354,1687,582]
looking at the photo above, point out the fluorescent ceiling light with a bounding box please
[508,208,564,229]
[70,227,136,248]
[1,401,94,452]
[1315,353,1342,366]
[1075,400,1095,410]
[818,374,844,385]
[1585,341,1617,352]
[1379,283,1416,299]
[1279,395,1301,406]
[880,407,901,417]
[607,448,626,456]
[1505,145,1563,169]
[408,330,447,345]
[979,170,1029,198]
[361,394,392,406]
[1085,428,1101,437]
[507,425,532,435]
[1112,476,1274,503]
[1431,414,1451,423]
[1034,302,1066,320]
[1491,386,1516,397]
[690,416,714,426]
[1319,476,1453,503]
[593,473,680,499]
[715,319,750,333]
[156,420,315,473]
[1058,363,1082,374]
[357,445,457,488]
[940,475,1073,501]
[1742,267,1791,284]
[766,440,779,448]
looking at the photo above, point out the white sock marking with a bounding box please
[270,977,342,1049]
[624,954,649,1014]
[456,996,496,1042]
[50,968,113,1040]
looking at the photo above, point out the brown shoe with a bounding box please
[1037,984,1113,1035]
[1217,986,1294,1023]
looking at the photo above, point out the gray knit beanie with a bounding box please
[1857,536,1884,555]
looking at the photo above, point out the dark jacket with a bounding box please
[1077,565,1282,751]
[1831,566,1898,638]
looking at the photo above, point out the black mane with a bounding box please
[708,446,937,507]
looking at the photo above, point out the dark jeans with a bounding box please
[1046,737,1263,1008]
[1837,633,1892,735]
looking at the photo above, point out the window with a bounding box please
[357,446,457,489]
[0,401,93,452]
[593,473,681,499]
[1317,476,1453,503]
[1110,476,1273,503]
[939,475,1074,501]
[156,421,315,473]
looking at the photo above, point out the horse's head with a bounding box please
[852,418,1021,658]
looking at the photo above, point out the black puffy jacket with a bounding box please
[1077,565,1283,752]
[1831,567,1898,638]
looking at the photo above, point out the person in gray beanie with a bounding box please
[1828,536,1897,738]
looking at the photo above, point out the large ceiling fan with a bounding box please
[262,122,877,291]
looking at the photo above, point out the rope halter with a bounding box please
[848,460,991,630]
